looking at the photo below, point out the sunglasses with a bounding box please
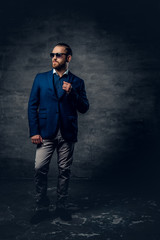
[50,53,67,58]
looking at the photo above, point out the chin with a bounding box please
[52,64,59,69]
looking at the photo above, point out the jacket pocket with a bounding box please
[38,112,47,119]
[68,116,78,130]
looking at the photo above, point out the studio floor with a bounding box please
[0,178,160,240]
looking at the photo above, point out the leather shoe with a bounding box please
[54,207,72,221]
[30,209,51,225]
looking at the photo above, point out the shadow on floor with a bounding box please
[0,178,160,240]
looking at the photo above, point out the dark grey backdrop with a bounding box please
[0,0,160,183]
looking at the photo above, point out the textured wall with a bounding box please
[0,0,160,180]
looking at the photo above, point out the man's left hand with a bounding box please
[62,81,72,94]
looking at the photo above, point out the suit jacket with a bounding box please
[28,69,89,142]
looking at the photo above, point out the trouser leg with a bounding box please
[34,139,56,207]
[56,133,75,208]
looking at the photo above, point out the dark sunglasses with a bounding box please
[50,53,67,58]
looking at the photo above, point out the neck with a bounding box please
[55,68,68,78]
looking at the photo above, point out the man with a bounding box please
[28,43,89,224]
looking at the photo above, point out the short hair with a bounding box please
[55,42,72,56]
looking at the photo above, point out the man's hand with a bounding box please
[62,81,72,94]
[31,135,43,144]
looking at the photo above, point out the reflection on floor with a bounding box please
[0,178,160,240]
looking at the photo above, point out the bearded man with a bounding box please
[28,43,89,224]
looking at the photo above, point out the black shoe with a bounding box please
[30,209,51,225]
[54,207,72,221]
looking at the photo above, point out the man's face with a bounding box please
[51,46,69,70]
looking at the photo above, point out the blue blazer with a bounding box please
[28,69,89,142]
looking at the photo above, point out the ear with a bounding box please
[66,55,72,63]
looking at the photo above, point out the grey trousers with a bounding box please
[34,129,75,208]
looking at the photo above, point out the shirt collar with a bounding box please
[53,68,69,76]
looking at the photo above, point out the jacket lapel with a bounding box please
[57,74,69,100]
[47,69,57,100]
[47,70,74,101]
[58,71,73,100]
[66,71,73,84]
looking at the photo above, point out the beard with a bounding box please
[52,61,66,70]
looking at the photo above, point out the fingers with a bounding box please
[31,135,43,144]
[31,138,40,144]
[62,81,69,89]
[32,139,41,144]
[62,81,72,93]
[63,81,70,87]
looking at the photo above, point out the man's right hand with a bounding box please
[31,135,43,144]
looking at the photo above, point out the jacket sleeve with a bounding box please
[28,74,40,137]
[69,79,89,113]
